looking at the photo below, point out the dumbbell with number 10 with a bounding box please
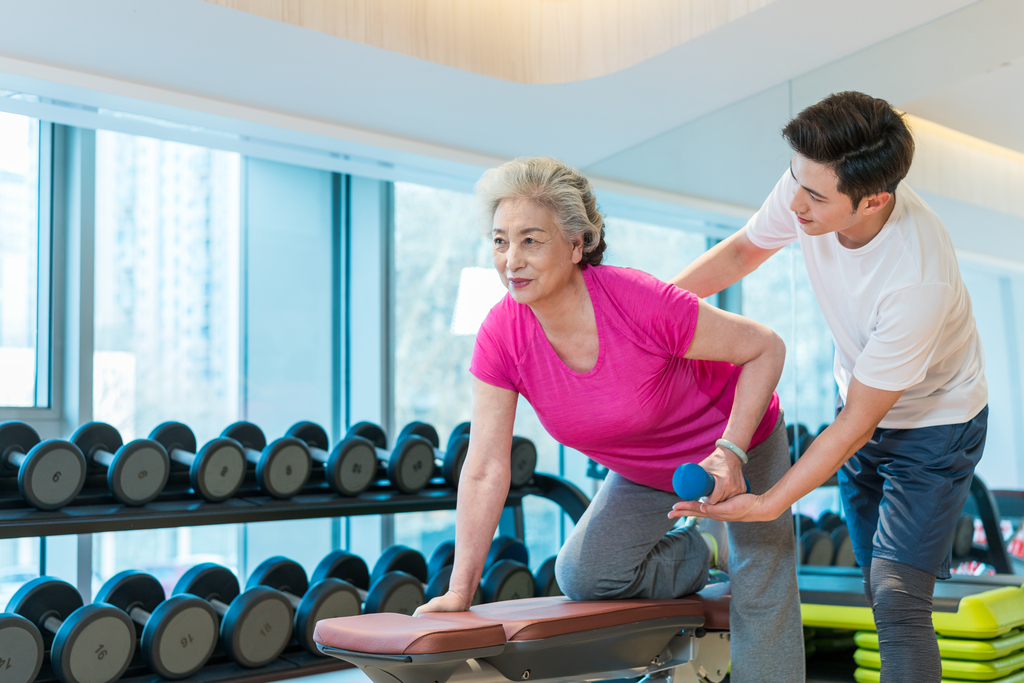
[347,422,436,494]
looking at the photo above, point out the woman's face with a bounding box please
[492,198,583,308]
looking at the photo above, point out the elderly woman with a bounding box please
[416,157,803,683]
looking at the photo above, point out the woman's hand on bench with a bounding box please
[414,590,472,616]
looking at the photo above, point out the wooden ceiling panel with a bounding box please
[203,0,777,83]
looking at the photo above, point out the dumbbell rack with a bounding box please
[0,471,591,683]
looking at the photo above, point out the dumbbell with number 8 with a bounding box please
[347,422,435,494]
[173,563,294,668]
[395,422,470,488]
[150,422,247,502]
[95,570,218,679]
[0,421,86,510]
[7,577,135,683]
[284,421,378,496]
[221,422,312,499]
[72,422,170,506]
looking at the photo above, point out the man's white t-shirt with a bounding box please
[745,170,987,429]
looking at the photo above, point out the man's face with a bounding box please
[788,155,863,237]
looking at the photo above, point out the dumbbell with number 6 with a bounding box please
[173,563,294,668]
[95,570,218,679]
[347,422,435,494]
[284,421,377,496]
[72,422,170,506]
[396,422,471,488]
[0,421,86,510]
[221,422,311,499]
[7,577,135,683]
[0,612,44,683]
[246,557,362,654]
[150,422,247,502]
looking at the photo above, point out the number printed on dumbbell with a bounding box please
[96,644,107,660]
[181,633,194,648]
[259,622,273,637]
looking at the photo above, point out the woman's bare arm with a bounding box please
[414,377,518,614]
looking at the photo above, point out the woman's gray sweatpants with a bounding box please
[555,417,805,683]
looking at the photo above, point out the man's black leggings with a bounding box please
[862,557,940,683]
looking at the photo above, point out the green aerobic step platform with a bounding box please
[855,629,1024,662]
[853,667,1024,683]
[854,649,1024,681]
[799,568,1024,639]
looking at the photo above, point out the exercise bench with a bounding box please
[312,584,732,683]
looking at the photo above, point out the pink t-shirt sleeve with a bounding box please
[469,301,520,392]
[611,268,701,358]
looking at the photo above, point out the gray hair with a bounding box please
[475,157,606,266]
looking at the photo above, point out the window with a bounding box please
[0,113,44,407]
[91,130,243,587]
[0,538,40,606]
[92,130,241,443]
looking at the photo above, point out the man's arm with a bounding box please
[670,228,782,298]
[670,377,903,522]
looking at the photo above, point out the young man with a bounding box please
[669,91,988,683]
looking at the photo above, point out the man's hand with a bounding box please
[413,591,471,616]
[699,446,747,504]
[669,492,780,523]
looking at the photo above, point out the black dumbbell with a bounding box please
[817,511,843,534]
[347,422,435,494]
[509,436,538,488]
[311,549,429,615]
[246,557,361,655]
[952,514,975,558]
[533,556,562,597]
[95,570,218,679]
[423,540,482,605]
[830,523,856,567]
[0,422,86,510]
[395,422,470,489]
[7,577,135,683]
[0,612,44,683]
[284,421,377,496]
[481,536,535,602]
[173,563,293,668]
[800,524,834,566]
[150,422,246,502]
[221,422,312,499]
[71,422,170,506]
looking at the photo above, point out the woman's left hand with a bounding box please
[668,492,780,523]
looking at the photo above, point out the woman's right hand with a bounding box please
[413,590,471,616]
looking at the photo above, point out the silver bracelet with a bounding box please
[715,438,748,464]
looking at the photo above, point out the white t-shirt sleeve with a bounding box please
[744,170,800,250]
[852,283,956,392]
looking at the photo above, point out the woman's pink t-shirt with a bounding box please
[470,264,780,492]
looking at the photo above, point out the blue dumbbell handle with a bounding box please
[673,462,751,501]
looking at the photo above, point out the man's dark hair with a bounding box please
[783,91,914,209]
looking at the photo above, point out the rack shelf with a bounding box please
[0,473,590,539]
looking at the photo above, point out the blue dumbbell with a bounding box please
[672,462,750,501]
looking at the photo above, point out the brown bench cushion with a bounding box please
[470,596,705,641]
[313,612,506,655]
[695,583,730,630]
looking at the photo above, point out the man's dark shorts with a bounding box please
[838,405,988,579]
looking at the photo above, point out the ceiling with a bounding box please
[0,0,1021,212]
